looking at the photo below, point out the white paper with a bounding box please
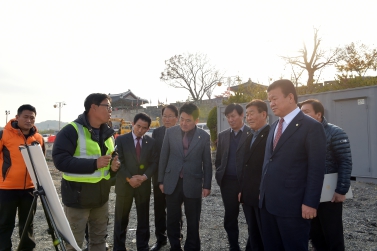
[20,144,82,251]
[320,173,353,203]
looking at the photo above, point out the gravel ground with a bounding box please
[11,162,377,251]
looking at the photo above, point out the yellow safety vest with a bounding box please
[63,122,114,183]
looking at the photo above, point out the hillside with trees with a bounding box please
[35,120,68,131]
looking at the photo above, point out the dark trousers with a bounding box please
[113,190,150,251]
[310,202,344,251]
[220,178,241,250]
[166,178,201,251]
[0,189,36,251]
[152,172,167,243]
[242,204,264,251]
[260,201,311,251]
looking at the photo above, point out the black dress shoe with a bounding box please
[150,241,167,251]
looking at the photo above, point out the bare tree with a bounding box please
[288,63,305,88]
[205,85,216,100]
[281,28,340,86]
[160,53,223,101]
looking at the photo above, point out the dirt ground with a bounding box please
[10,162,377,251]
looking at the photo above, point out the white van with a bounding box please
[197,123,210,134]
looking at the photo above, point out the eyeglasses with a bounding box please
[162,115,176,119]
[98,104,112,111]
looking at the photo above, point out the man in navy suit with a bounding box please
[259,80,326,251]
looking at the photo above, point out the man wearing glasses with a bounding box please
[53,93,120,251]
[150,105,179,251]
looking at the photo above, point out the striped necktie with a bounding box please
[273,118,284,150]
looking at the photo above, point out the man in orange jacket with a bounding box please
[0,104,45,251]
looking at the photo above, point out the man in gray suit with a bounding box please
[158,102,212,251]
[215,103,251,251]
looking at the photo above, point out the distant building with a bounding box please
[229,78,267,94]
[109,90,149,111]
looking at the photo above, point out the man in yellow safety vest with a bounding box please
[52,93,120,251]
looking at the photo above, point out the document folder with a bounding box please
[320,173,353,202]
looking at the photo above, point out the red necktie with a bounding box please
[136,137,141,160]
[273,118,284,150]
[183,132,189,156]
[180,132,189,178]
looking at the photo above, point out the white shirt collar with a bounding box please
[274,107,300,136]
[282,107,300,126]
[230,123,245,135]
[132,131,143,140]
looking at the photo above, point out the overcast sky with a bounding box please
[1,0,376,126]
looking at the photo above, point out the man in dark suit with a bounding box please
[259,79,326,251]
[215,103,251,251]
[239,99,270,251]
[150,105,179,251]
[113,113,158,251]
[158,102,212,251]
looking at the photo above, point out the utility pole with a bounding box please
[5,110,10,124]
[53,102,66,131]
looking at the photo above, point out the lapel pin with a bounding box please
[296,124,299,126]
[145,141,148,144]
[199,136,201,138]
[261,135,264,137]
[247,131,249,134]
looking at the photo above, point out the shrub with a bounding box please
[207,106,217,150]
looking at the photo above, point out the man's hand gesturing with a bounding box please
[97,155,112,169]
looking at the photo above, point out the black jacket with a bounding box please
[240,125,270,207]
[215,125,251,187]
[322,117,352,195]
[151,126,166,182]
[52,112,115,208]
[114,132,158,196]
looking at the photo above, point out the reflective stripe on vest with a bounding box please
[63,122,114,183]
